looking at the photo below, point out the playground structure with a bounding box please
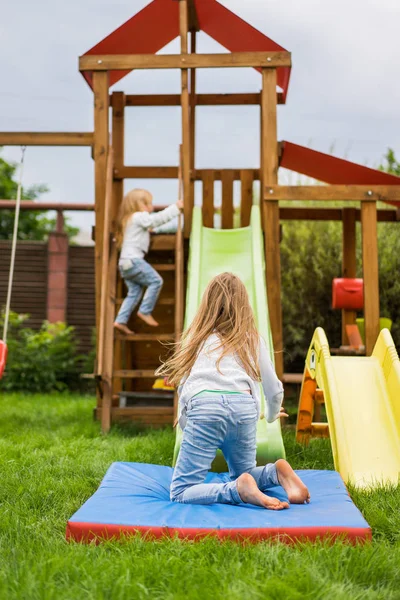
[1,0,400,482]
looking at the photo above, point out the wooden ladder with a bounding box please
[96,153,184,433]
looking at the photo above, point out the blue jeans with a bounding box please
[170,394,279,504]
[115,258,163,324]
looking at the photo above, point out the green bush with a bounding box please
[0,312,82,393]
[281,219,400,371]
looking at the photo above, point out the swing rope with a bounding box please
[2,146,26,344]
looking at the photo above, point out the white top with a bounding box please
[119,204,180,262]
[178,333,284,428]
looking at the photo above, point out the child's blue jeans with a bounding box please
[115,258,163,324]
[170,394,279,504]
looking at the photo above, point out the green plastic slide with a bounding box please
[173,205,285,470]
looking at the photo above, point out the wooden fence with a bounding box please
[0,240,95,354]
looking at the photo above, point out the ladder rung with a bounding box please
[115,333,175,342]
[114,369,156,378]
[151,263,176,271]
[115,297,175,306]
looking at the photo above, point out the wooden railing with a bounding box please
[200,169,258,228]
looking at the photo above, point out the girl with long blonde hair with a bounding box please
[114,189,183,334]
[158,272,310,509]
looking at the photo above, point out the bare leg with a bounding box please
[237,473,289,510]
[276,459,310,504]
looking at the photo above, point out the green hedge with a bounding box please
[0,313,82,393]
[281,219,400,371]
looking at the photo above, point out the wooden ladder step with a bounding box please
[151,263,176,271]
[115,333,175,342]
[115,297,175,306]
[114,369,156,378]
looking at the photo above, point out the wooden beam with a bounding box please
[240,170,254,227]
[180,0,192,238]
[262,68,283,379]
[202,170,215,228]
[194,169,260,181]
[221,170,234,229]
[111,91,125,397]
[0,201,94,211]
[342,208,357,345]
[93,71,109,337]
[188,0,200,31]
[361,201,380,355]
[115,166,178,179]
[279,207,398,222]
[189,32,197,222]
[0,132,93,146]
[266,185,400,202]
[111,92,125,228]
[79,52,292,72]
[119,92,284,106]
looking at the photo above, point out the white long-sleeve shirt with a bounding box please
[178,333,284,428]
[119,204,180,262]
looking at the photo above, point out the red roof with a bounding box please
[82,0,291,100]
[280,142,400,208]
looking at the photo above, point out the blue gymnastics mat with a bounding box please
[66,462,371,543]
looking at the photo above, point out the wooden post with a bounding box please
[342,208,357,345]
[261,68,283,378]
[361,201,380,354]
[111,91,125,395]
[180,1,191,237]
[93,71,109,335]
[189,32,196,215]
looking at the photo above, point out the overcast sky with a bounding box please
[1,0,399,234]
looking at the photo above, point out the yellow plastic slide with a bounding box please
[299,328,400,488]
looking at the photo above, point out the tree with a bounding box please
[0,150,78,240]
[379,148,400,176]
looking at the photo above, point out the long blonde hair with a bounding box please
[157,273,261,386]
[115,188,153,248]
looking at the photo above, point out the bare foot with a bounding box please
[137,312,159,327]
[276,459,310,504]
[237,473,289,510]
[113,322,134,336]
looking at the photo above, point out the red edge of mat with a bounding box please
[66,522,372,544]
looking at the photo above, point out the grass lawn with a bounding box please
[1,394,400,600]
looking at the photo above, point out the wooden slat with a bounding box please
[79,52,292,71]
[114,370,156,378]
[150,234,176,251]
[262,68,283,379]
[115,166,178,180]
[282,373,303,385]
[240,170,254,227]
[361,201,380,355]
[266,185,400,202]
[120,92,284,106]
[342,208,357,345]
[221,171,234,229]
[115,333,174,342]
[279,207,398,222]
[152,263,175,272]
[202,170,215,228]
[0,132,94,146]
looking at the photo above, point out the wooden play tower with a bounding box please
[1,0,400,432]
